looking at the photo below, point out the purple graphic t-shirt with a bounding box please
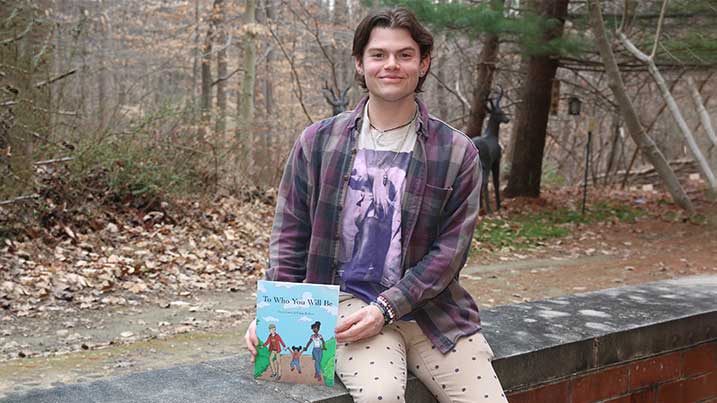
[337,105,418,304]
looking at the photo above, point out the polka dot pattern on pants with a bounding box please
[334,295,507,403]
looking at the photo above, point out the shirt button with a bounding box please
[351,149,357,155]
[343,175,349,182]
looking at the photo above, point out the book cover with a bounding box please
[254,280,340,386]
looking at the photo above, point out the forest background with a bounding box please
[2,0,716,212]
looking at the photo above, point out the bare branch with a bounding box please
[35,69,78,88]
[650,0,669,60]
[428,71,471,111]
[0,194,39,206]
[211,67,243,87]
[619,0,628,33]
[0,18,34,45]
[284,0,340,91]
[620,26,717,194]
[267,23,313,124]
[618,32,650,62]
[34,157,74,166]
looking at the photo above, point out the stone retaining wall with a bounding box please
[3,276,716,403]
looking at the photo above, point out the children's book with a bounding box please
[254,280,340,386]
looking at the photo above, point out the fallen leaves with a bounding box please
[0,196,272,317]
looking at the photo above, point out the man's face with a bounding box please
[355,27,429,104]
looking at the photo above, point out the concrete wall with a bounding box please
[3,276,716,403]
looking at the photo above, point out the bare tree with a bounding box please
[587,0,694,212]
[215,0,227,135]
[617,0,716,197]
[191,0,201,110]
[238,0,258,170]
[201,1,219,125]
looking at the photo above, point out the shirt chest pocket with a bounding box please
[414,184,453,240]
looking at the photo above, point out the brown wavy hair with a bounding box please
[352,8,433,93]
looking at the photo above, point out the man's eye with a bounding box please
[401,53,413,58]
[371,53,383,58]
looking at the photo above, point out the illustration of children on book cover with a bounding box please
[254,280,339,386]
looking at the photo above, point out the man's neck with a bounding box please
[367,96,417,131]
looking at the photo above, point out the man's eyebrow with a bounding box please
[366,47,417,53]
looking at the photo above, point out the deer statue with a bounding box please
[472,86,510,214]
[321,82,351,116]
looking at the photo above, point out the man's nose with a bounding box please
[385,55,399,69]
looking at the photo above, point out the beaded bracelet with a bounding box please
[376,295,396,324]
[369,301,390,325]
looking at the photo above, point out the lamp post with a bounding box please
[568,96,591,215]
[568,96,582,117]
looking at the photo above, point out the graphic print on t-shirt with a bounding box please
[339,148,411,290]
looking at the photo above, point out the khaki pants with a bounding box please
[335,294,508,403]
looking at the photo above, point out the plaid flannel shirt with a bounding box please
[266,96,483,353]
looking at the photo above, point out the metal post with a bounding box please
[582,131,592,215]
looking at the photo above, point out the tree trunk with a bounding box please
[466,33,499,137]
[200,2,217,125]
[79,6,88,116]
[1,0,52,198]
[505,57,528,173]
[435,54,449,120]
[504,0,569,198]
[263,0,275,121]
[587,0,694,212]
[96,0,108,130]
[191,0,200,111]
[618,33,717,197]
[687,76,717,149]
[260,0,276,179]
[465,0,503,138]
[604,116,623,185]
[333,0,350,90]
[237,0,257,170]
[215,0,227,135]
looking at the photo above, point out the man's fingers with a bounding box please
[335,321,356,341]
[245,320,258,360]
[335,311,361,333]
[337,317,369,342]
[335,315,354,332]
[246,337,257,356]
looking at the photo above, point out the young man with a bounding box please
[247,8,508,403]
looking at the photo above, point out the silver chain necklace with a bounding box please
[366,106,416,186]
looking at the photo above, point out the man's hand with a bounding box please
[245,319,259,362]
[335,305,384,343]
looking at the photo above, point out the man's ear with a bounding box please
[354,56,364,75]
[420,55,431,76]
